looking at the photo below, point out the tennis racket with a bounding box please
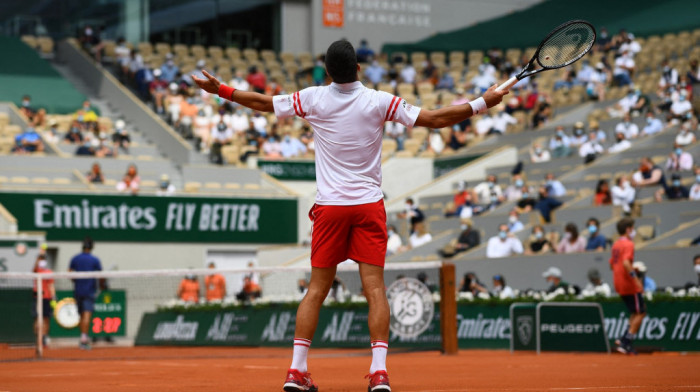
[496,20,596,92]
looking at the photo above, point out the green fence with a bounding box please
[258,160,316,181]
[0,192,298,243]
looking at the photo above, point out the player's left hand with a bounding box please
[192,70,221,95]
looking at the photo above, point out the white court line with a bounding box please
[404,386,700,392]
[243,365,281,370]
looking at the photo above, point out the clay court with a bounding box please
[1,347,698,391]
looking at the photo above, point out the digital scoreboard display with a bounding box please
[51,290,126,337]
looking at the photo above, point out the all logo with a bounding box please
[386,278,434,338]
[517,315,534,346]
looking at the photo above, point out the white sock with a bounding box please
[80,333,88,343]
[370,340,388,373]
[291,338,311,373]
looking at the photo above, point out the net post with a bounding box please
[439,262,457,355]
[36,274,43,359]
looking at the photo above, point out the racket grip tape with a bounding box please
[496,76,518,92]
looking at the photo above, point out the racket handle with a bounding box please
[496,76,519,92]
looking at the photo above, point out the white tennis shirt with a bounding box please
[273,81,421,205]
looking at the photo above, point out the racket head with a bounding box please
[535,20,596,70]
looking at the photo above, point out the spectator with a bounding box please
[508,210,524,233]
[612,175,636,214]
[675,122,697,146]
[230,70,250,91]
[530,142,551,163]
[489,104,517,135]
[545,173,566,197]
[86,162,104,184]
[486,224,524,258]
[570,122,587,148]
[473,175,503,204]
[666,145,694,172]
[669,90,692,121]
[13,127,44,154]
[165,83,184,124]
[525,225,553,255]
[230,106,250,134]
[160,53,179,83]
[549,126,572,158]
[156,174,176,196]
[690,167,700,200]
[515,184,537,214]
[594,180,612,206]
[364,60,386,86]
[471,64,497,93]
[542,267,574,294]
[149,69,169,114]
[435,72,454,91]
[409,222,432,249]
[280,131,307,158]
[609,87,639,117]
[112,119,130,153]
[75,139,97,156]
[633,261,657,293]
[492,274,515,299]
[587,62,608,100]
[355,39,375,63]
[246,66,267,94]
[459,272,489,296]
[556,223,586,254]
[438,218,480,258]
[417,272,438,293]
[386,225,402,256]
[608,131,631,154]
[632,157,667,190]
[262,134,283,159]
[641,112,664,136]
[579,130,604,164]
[236,276,262,302]
[251,111,268,136]
[427,128,446,154]
[399,198,425,234]
[504,174,525,201]
[588,120,607,143]
[19,95,38,124]
[446,126,467,151]
[586,218,607,251]
[581,268,612,297]
[400,63,416,84]
[114,37,131,79]
[178,274,199,303]
[193,109,211,152]
[445,181,469,217]
[312,56,326,86]
[694,255,700,286]
[210,121,234,164]
[384,120,407,151]
[475,113,494,136]
[656,173,689,201]
[612,50,635,86]
[531,98,552,128]
[205,262,226,302]
[116,164,140,194]
[615,113,639,140]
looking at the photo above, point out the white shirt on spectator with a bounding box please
[272,82,420,205]
[615,122,639,139]
[211,127,234,142]
[642,118,663,136]
[409,232,433,248]
[676,131,696,146]
[387,232,402,254]
[671,100,692,116]
[659,69,679,88]
[429,132,445,154]
[579,140,604,157]
[612,183,636,213]
[400,66,416,84]
[582,282,612,297]
[230,77,250,91]
[666,152,694,171]
[494,285,515,299]
[474,181,503,202]
[230,112,249,133]
[486,236,524,258]
[251,115,268,134]
[531,149,552,162]
[613,56,635,77]
[690,183,700,201]
[385,121,406,138]
[492,112,517,134]
[475,116,494,135]
[608,139,632,154]
[617,94,638,114]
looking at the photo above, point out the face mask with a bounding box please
[680,96,686,102]
[22,100,30,107]
[535,148,542,155]
[160,181,169,189]
[695,264,700,274]
[78,115,84,122]
[696,175,700,183]
[535,232,543,239]
[663,66,670,72]
[676,148,683,156]
[515,179,524,187]
[499,231,507,239]
[488,181,495,188]
[646,118,653,124]
[588,225,597,233]
[673,180,681,187]
[285,136,291,142]
[629,229,636,239]
[38,260,48,269]
[509,216,518,223]
[557,131,564,137]
[388,230,394,236]
[405,203,412,210]
[522,192,529,198]
[622,181,630,188]
[460,224,468,230]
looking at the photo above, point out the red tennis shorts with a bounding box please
[309,199,387,268]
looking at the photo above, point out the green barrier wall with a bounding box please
[258,160,316,181]
[0,192,298,243]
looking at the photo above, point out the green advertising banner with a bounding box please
[510,303,536,351]
[0,289,35,343]
[50,290,126,338]
[0,192,297,243]
[258,160,316,181]
[538,303,608,353]
[135,306,441,349]
[433,153,484,178]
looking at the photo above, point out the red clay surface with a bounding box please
[1,347,699,392]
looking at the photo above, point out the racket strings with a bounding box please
[538,23,595,68]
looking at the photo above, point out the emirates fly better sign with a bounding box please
[0,192,297,243]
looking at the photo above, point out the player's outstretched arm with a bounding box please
[414,84,508,129]
[192,70,274,113]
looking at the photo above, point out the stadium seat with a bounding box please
[37,37,54,55]
[184,182,201,193]
[244,183,260,190]
[0,176,8,183]
[31,177,50,184]
[138,42,153,57]
[205,182,222,189]
[21,35,37,49]
[52,178,71,185]
[11,176,30,184]
[676,238,692,247]
[155,42,171,56]
[224,182,241,190]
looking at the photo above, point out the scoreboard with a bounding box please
[50,290,126,338]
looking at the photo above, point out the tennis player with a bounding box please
[193,39,508,392]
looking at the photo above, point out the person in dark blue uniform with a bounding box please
[69,237,103,350]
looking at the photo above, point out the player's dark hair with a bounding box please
[616,217,635,236]
[82,236,94,250]
[325,40,358,84]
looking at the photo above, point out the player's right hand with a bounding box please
[192,70,221,95]
[483,84,510,108]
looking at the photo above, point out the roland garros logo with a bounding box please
[386,277,434,338]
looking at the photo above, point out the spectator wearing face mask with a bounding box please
[549,126,572,158]
[612,50,635,86]
[585,218,607,251]
[262,134,283,159]
[666,145,694,172]
[579,130,604,164]
[492,275,515,299]
[438,219,480,258]
[473,175,503,204]
[615,113,639,140]
[210,120,234,164]
[633,261,656,293]
[611,175,636,214]
[364,60,387,87]
[280,132,307,158]
[445,181,470,217]
[608,132,631,154]
[656,173,689,201]
[398,198,425,234]
[689,168,700,201]
[530,142,551,163]
[570,122,587,148]
[544,173,567,197]
[525,225,553,254]
[156,174,176,196]
[160,53,179,83]
[581,268,612,297]
[670,90,692,121]
[507,210,524,233]
[556,223,587,254]
[386,225,402,256]
[229,70,250,91]
[632,157,667,190]
[504,174,526,201]
[486,224,523,258]
[641,112,663,136]
[675,122,697,146]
